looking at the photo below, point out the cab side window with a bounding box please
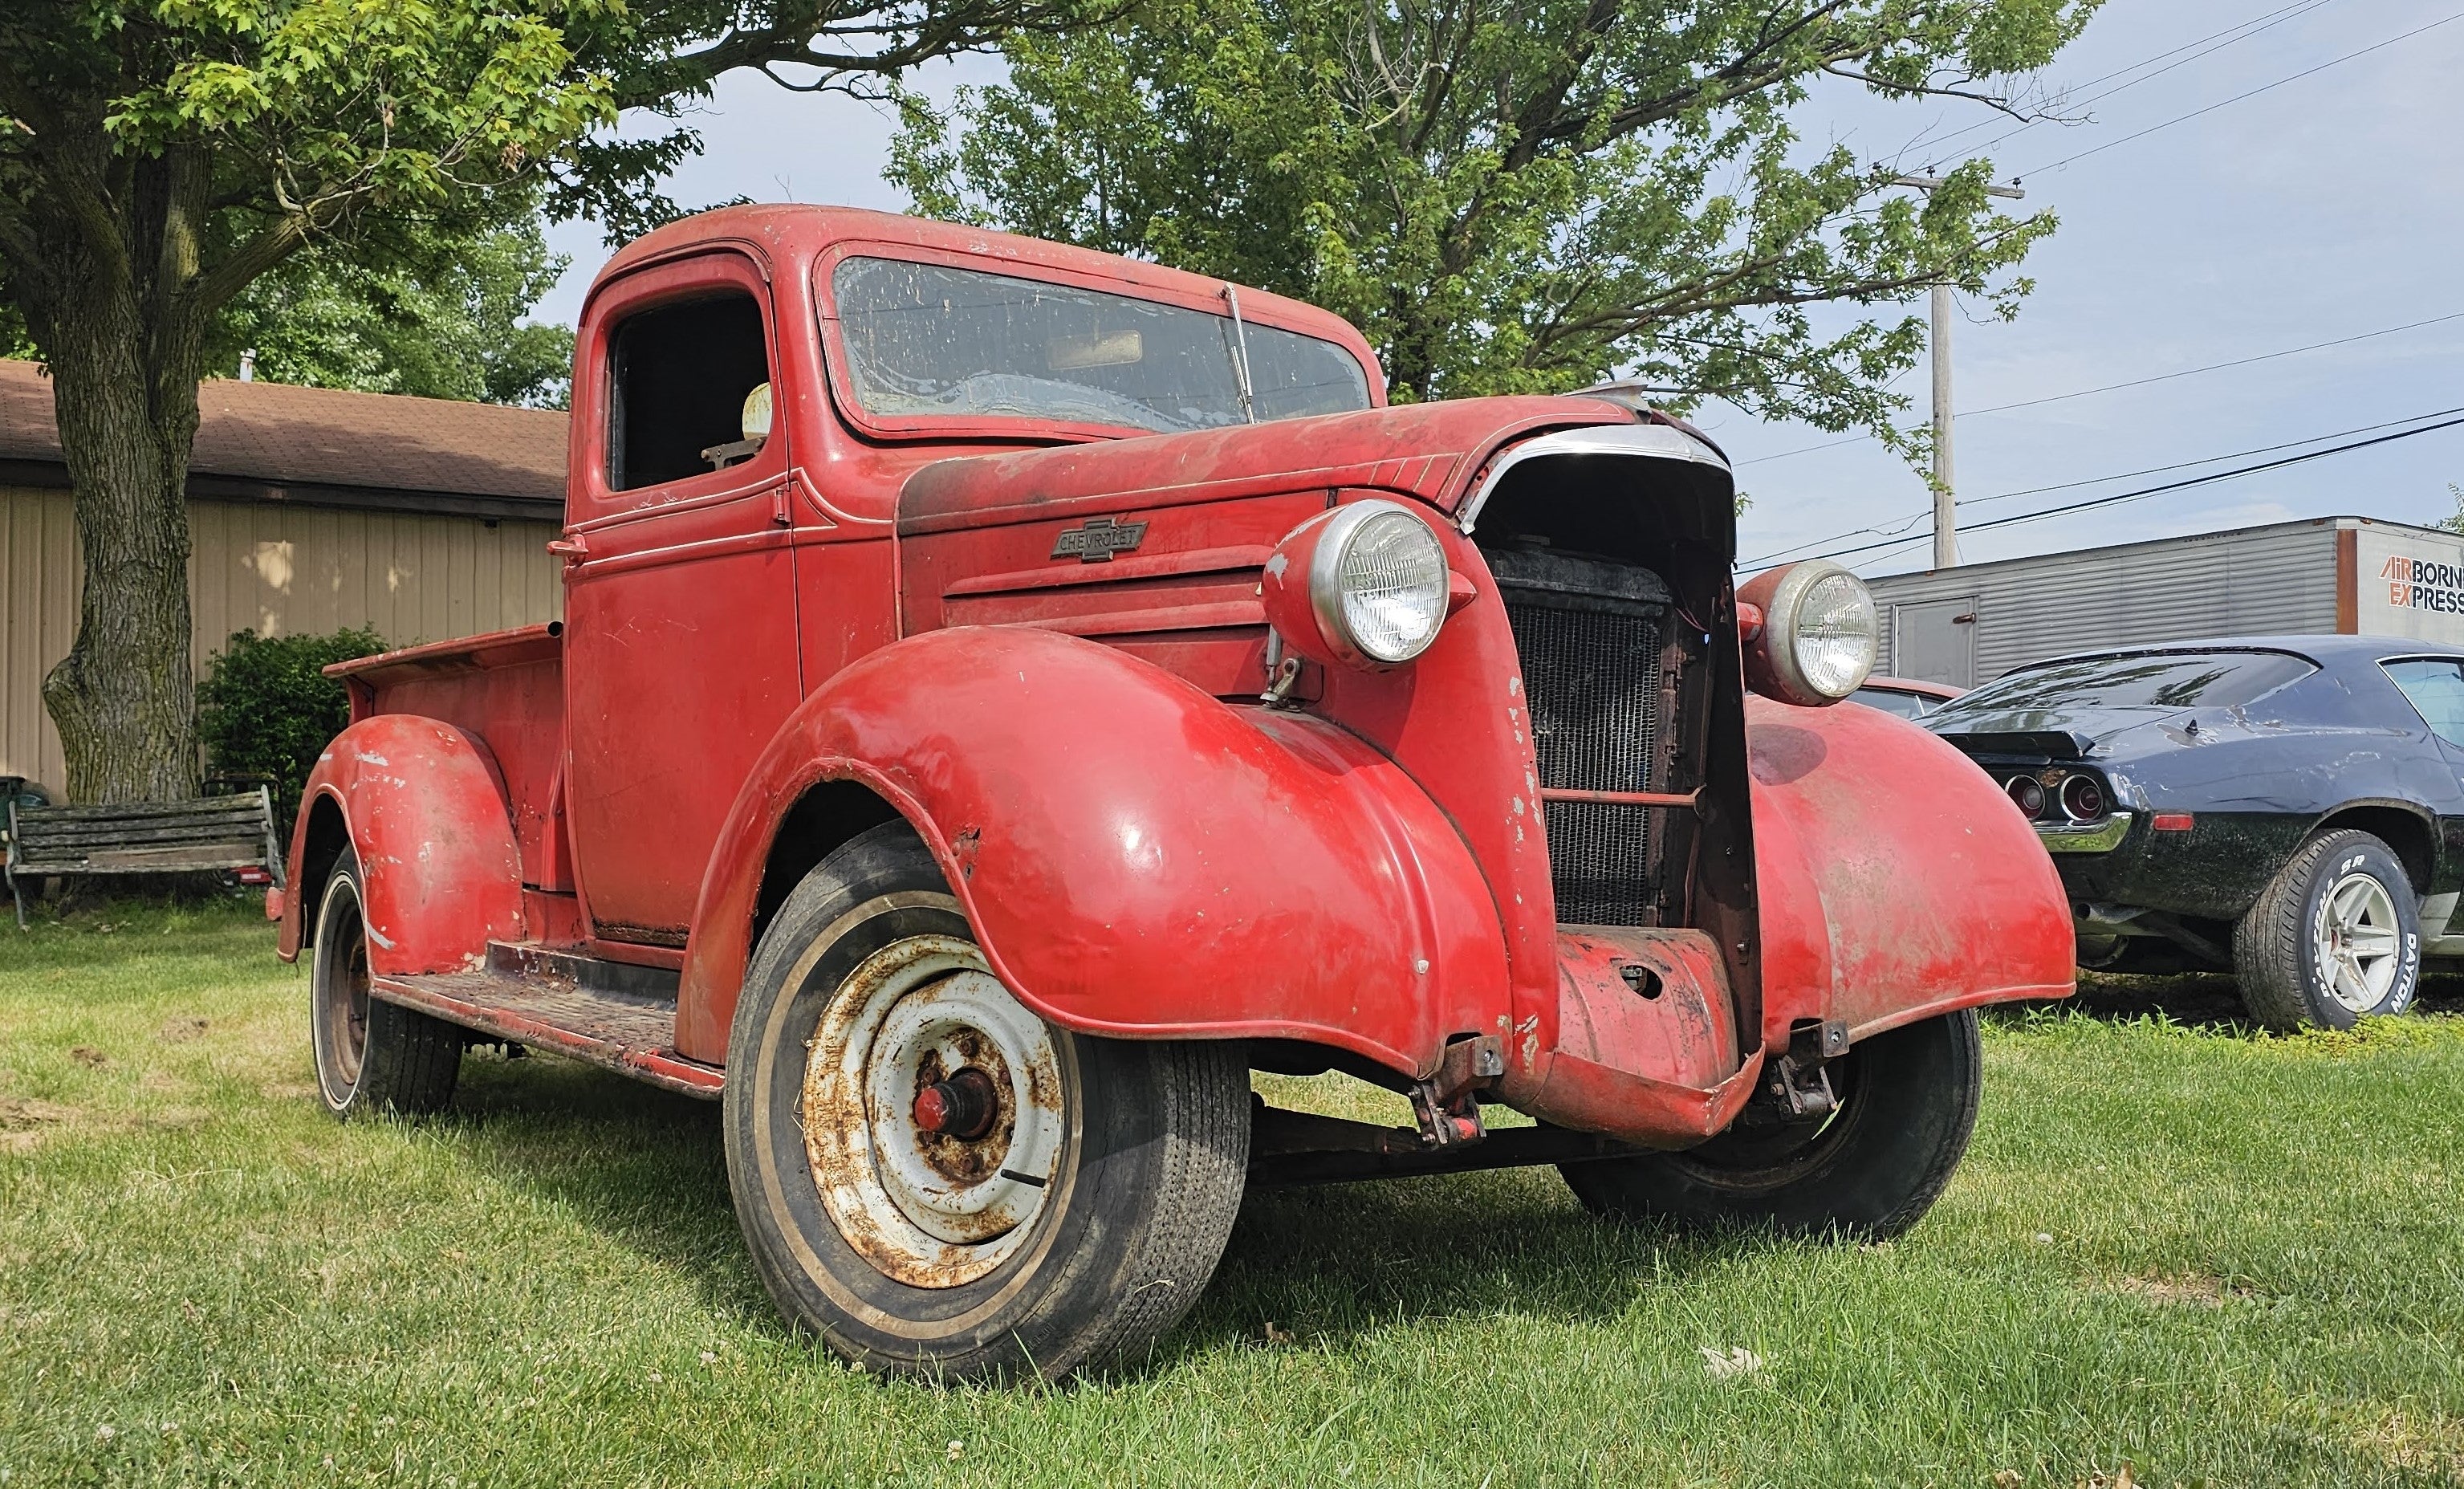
[2383,658,2464,748]
[606,293,771,491]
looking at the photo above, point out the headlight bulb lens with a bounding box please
[1791,570,1880,699]
[1321,507,1449,664]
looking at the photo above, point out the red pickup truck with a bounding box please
[274,205,2072,1381]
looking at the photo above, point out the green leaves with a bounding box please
[195,626,385,823]
[895,0,2097,444]
[213,211,576,407]
[104,0,612,219]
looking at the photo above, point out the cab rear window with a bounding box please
[828,257,1370,434]
[1931,650,2316,720]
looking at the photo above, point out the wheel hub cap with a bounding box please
[913,1066,1000,1140]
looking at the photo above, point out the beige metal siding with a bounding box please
[1,484,562,792]
[1869,520,2340,684]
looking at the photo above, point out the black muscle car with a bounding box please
[1924,636,2464,1029]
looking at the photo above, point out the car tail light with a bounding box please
[2059,775,2105,820]
[2006,776,2047,819]
[234,865,272,885]
[2152,812,2195,832]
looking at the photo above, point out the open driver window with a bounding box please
[606,292,772,491]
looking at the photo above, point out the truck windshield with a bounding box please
[830,257,1372,433]
[1931,649,2316,720]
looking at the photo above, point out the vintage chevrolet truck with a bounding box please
[274,205,2072,1381]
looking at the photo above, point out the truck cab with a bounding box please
[275,205,2072,1381]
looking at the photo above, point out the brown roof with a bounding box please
[0,357,567,521]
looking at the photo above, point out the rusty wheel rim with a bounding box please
[311,873,372,1105]
[799,934,1066,1288]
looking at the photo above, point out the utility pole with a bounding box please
[1889,174,2024,569]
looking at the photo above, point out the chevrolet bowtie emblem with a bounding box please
[1051,515,1149,563]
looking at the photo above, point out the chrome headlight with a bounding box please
[1739,559,1878,706]
[1304,501,1450,666]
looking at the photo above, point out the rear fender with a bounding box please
[1748,696,2074,1047]
[274,714,525,974]
[677,627,1511,1072]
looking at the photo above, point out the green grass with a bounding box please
[4,901,2463,1487]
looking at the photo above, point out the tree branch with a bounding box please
[1819,63,2035,122]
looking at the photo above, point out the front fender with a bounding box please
[1749,697,2073,1047]
[274,714,525,974]
[678,627,1511,1073]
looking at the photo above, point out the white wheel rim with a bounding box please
[799,934,1065,1288]
[2314,871,2402,1013]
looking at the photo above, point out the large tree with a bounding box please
[216,211,577,408]
[0,0,1082,803]
[893,0,2094,424]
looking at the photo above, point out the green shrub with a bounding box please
[196,627,386,820]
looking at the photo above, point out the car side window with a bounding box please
[2381,659,2464,747]
[606,291,773,491]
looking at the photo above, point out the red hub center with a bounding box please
[912,1065,999,1141]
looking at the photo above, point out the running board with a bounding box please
[371,943,722,1098]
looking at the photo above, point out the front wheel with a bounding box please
[1560,1008,1982,1240]
[2234,828,2421,1031]
[723,822,1250,1381]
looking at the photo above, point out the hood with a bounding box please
[897,396,1638,535]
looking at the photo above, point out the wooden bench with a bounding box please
[6,788,284,928]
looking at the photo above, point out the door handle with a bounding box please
[547,535,590,561]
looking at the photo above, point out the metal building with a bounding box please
[0,360,566,793]
[1864,515,2464,689]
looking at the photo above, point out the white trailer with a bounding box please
[1863,515,2464,689]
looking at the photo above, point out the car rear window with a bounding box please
[829,257,1372,433]
[1930,650,2316,721]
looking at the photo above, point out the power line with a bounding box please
[1733,307,2464,467]
[1742,404,2464,568]
[1742,411,2464,572]
[1924,0,2339,161]
[2015,8,2464,178]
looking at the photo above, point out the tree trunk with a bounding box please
[27,254,205,804]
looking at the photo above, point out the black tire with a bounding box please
[2233,828,2421,1031]
[1560,1008,1982,1240]
[308,851,462,1117]
[722,821,1249,1382]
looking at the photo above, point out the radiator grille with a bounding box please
[1502,594,1667,926]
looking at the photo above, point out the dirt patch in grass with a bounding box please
[2099,1272,2253,1308]
[157,1016,209,1044]
[0,1094,80,1153]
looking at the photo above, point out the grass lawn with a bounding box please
[3,900,2462,1488]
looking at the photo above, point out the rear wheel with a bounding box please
[723,822,1249,1381]
[2234,828,2421,1031]
[1560,1009,1981,1240]
[308,851,462,1117]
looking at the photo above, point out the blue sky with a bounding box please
[539,0,2464,576]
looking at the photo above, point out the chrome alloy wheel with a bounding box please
[799,934,1066,1288]
[2313,870,2403,1013]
